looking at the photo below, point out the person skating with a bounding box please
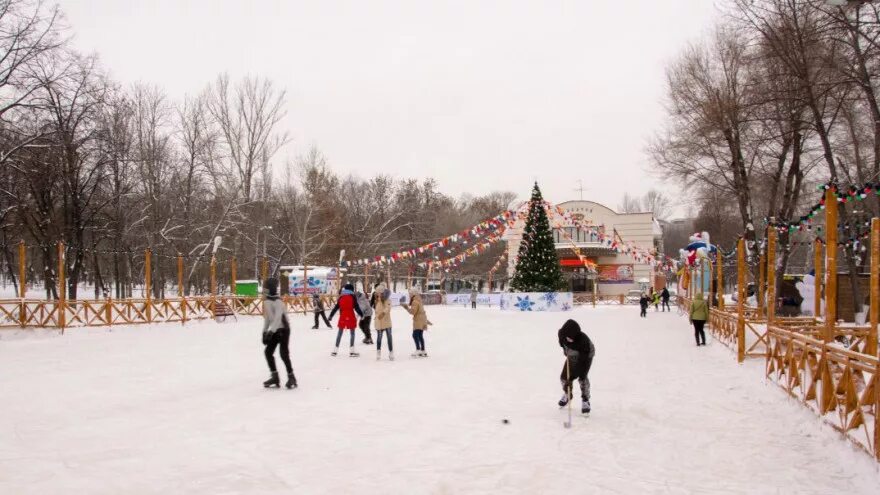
[470,288,478,309]
[652,289,660,312]
[356,289,374,344]
[690,292,708,346]
[639,293,649,318]
[311,293,332,329]
[557,319,595,414]
[373,283,393,361]
[329,283,364,356]
[402,287,432,357]
[661,287,671,312]
[261,278,297,389]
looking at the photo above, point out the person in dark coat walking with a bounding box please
[557,319,595,414]
[661,287,671,312]
[639,293,649,318]
[311,293,332,329]
[261,278,297,389]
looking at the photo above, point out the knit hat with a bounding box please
[265,277,279,297]
[344,283,355,292]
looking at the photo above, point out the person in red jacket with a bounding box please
[329,283,364,357]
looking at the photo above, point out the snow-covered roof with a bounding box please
[235,279,259,284]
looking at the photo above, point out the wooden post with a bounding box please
[177,255,184,297]
[18,240,25,299]
[867,218,879,357]
[825,188,837,343]
[18,240,26,327]
[814,238,822,320]
[231,257,237,296]
[717,254,724,311]
[302,264,309,315]
[261,256,268,282]
[58,241,65,332]
[145,249,152,323]
[177,254,186,324]
[592,275,597,308]
[736,238,746,363]
[210,255,217,315]
[767,229,777,326]
[758,253,766,319]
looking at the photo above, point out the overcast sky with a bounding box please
[58,0,719,214]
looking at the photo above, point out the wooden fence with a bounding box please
[678,193,880,461]
[0,295,339,330]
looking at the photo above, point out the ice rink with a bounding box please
[1,305,878,494]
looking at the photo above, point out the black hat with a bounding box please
[265,277,279,297]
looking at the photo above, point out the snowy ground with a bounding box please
[1,305,879,494]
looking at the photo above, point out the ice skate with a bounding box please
[419,350,428,357]
[558,393,571,408]
[263,371,280,388]
[285,373,298,389]
[388,351,394,361]
[376,349,381,361]
[349,347,359,357]
[331,347,339,356]
[582,398,591,415]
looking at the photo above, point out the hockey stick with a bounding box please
[563,356,572,429]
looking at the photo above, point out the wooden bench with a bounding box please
[213,301,236,322]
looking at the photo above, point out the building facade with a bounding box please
[504,200,663,295]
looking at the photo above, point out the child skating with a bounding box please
[329,283,364,356]
[557,319,595,414]
[639,293,649,318]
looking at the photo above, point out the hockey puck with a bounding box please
[502,419,509,424]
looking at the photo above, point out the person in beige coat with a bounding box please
[401,287,432,357]
[373,283,394,361]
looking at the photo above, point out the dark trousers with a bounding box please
[662,300,670,312]
[359,316,373,340]
[314,311,331,328]
[377,328,393,351]
[640,306,647,317]
[471,301,476,309]
[265,328,293,374]
[412,329,425,351]
[561,356,593,400]
[693,319,706,345]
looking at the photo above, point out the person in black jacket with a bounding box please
[660,287,671,312]
[639,293,649,318]
[557,319,595,414]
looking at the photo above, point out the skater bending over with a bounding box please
[402,287,432,357]
[329,283,364,356]
[373,283,393,361]
[690,293,708,346]
[558,319,595,414]
[262,278,297,388]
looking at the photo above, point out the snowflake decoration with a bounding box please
[542,292,558,306]
[561,302,572,311]
[515,296,535,312]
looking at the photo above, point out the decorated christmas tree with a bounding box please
[510,183,567,292]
